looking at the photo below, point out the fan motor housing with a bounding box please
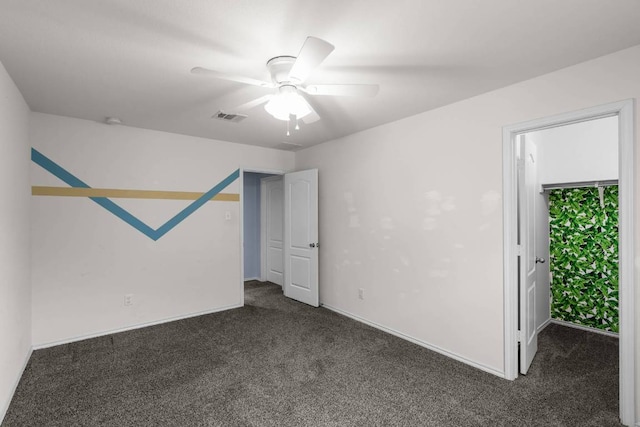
[266,56,297,84]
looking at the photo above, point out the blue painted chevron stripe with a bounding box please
[31,148,239,241]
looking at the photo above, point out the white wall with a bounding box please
[0,61,31,422]
[295,43,640,401]
[30,113,294,346]
[532,115,619,185]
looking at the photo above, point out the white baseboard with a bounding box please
[33,303,242,350]
[550,319,619,338]
[244,277,261,282]
[321,303,505,379]
[537,317,552,333]
[0,346,33,425]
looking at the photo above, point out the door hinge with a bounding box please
[516,245,523,256]
[517,330,523,342]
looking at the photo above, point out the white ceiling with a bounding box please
[1,1,640,151]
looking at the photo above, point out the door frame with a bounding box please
[239,167,285,306]
[502,99,635,425]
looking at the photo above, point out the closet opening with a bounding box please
[528,116,620,340]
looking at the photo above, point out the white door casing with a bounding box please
[262,176,284,285]
[518,136,538,375]
[283,169,319,307]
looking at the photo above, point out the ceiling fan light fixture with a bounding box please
[264,85,312,121]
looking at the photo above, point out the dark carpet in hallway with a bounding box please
[3,281,620,426]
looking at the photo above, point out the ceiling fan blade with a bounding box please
[301,109,320,124]
[303,84,379,97]
[298,92,321,124]
[191,67,273,88]
[222,95,272,113]
[288,37,335,84]
[299,100,321,124]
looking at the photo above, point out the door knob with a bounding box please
[309,243,315,248]
[535,257,545,264]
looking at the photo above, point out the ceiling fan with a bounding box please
[191,36,379,131]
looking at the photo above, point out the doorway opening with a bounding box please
[242,171,279,282]
[503,100,635,426]
[241,171,283,304]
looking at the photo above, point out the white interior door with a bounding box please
[519,136,538,374]
[283,169,319,307]
[263,177,284,286]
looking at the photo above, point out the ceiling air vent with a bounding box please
[213,111,248,123]
[276,140,303,151]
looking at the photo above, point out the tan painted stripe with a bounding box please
[32,186,240,202]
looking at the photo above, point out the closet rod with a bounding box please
[541,179,618,192]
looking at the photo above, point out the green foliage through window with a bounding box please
[548,186,618,333]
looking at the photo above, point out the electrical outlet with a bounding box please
[358,288,365,300]
[124,294,134,306]
[225,211,231,220]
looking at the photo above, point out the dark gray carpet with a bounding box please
[3,281,620,426]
